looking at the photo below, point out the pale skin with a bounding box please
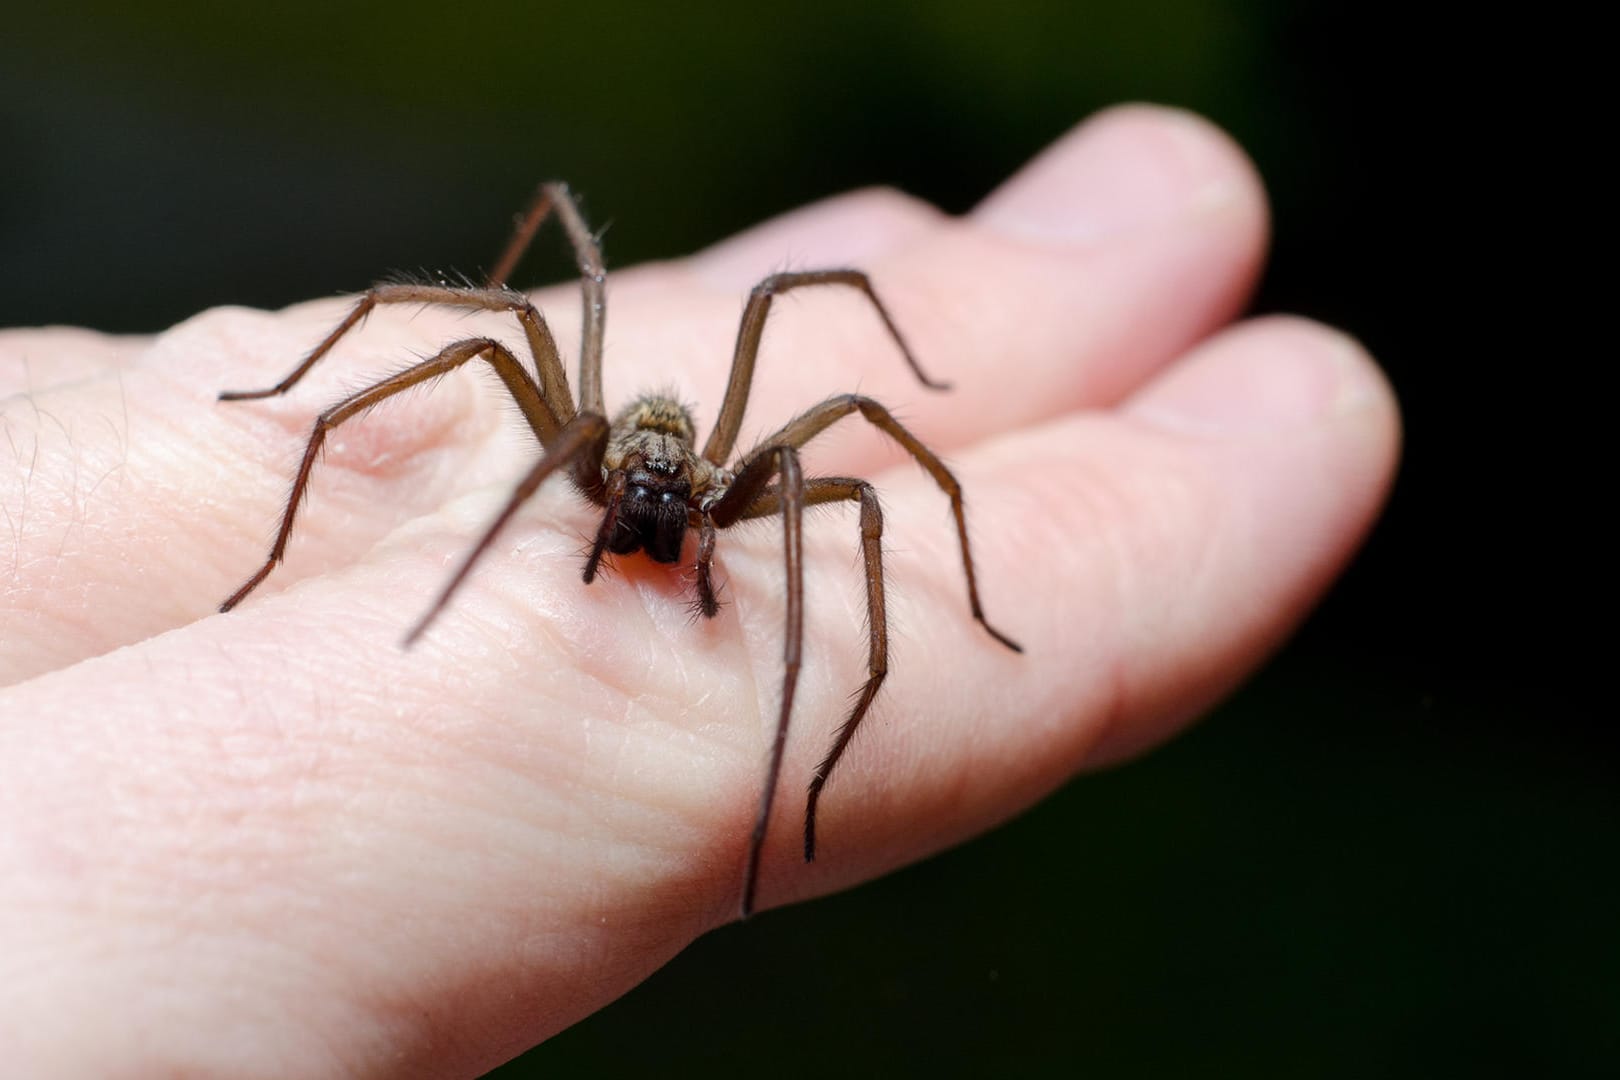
[0,107,1399,1077]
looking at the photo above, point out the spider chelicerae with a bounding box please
[218,183,1020,917]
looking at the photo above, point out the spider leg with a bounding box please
[708,395,1018,902]
[486,184,559,289]
[486,182,608,416]
[219,283,577,424]
[734,478,888,863]
[691,513,721,619]
[702,270,949,465]
[714,392,1020,652]
[402,411,611,646]
[733,446,805,918]
[581,470,628,584]
[220,338,564,612]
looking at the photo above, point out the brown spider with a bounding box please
[218,183,1020,917]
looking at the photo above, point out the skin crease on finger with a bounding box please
[0,109,1401,1077]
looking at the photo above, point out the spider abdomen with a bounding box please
[616,393,697,440]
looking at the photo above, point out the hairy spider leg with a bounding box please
[487,182,608,415]
[734,393,1020,653]
[401,412,612,646]
[736,478,887,864]
[219,284,576,421]
[707,446,806,918]
[691,513,722,620]
[219,338,563,612]
[701,270,950,466]
[581,470,629,583]
[222,183,618,614]
[706,392,1022,912]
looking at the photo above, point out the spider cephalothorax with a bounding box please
[598,395,719,565]
[219,183,1019,917]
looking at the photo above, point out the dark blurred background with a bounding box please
[3,3,1608,1076]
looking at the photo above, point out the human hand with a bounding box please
[0,106,1397,1076]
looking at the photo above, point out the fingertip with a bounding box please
[1126,315,1397,438]
[974,104,1269,249]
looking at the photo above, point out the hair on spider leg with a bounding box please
[415,267,479,291]
[682,587,724,626]
[218,183,1019,918]
[377,268,506,307]
[328,354,470,431]
[571,531,623,582]
[681,556,727,624]
[377,267,433,289]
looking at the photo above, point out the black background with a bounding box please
[3,3,1608,1076]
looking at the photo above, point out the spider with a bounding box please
[217,183,1020,917]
